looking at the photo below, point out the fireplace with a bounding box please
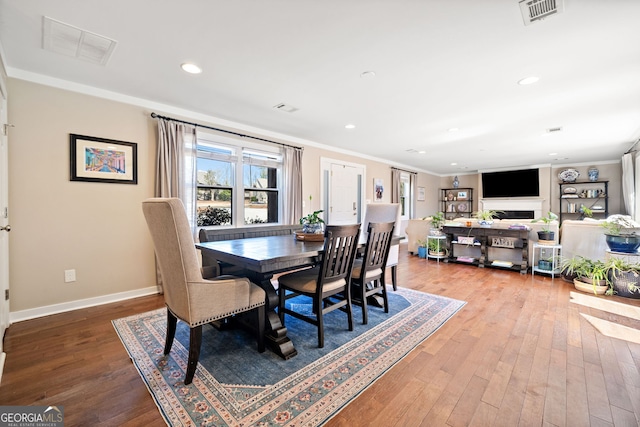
[480,198,543,219]
[496,210,534,220]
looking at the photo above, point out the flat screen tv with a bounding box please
[482,168,539,198]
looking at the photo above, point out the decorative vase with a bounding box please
[537,231,555,243]
[538,260,553,271]
[610,270,640,299]
[478,219,493,227]
[302,223,324,234]
[453,176,459,189]
[573,278,608,295]
[417,246,427,259]
[604,234,640,253]
[588,167,599,182]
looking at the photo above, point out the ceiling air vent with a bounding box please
[519,0,564,26]
[42,16,117,65]
[273,103,298,113]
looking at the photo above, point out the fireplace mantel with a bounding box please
[480,198,544,218]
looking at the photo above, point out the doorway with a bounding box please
[320,158,364,225]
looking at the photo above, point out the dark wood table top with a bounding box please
[196,235,326,274]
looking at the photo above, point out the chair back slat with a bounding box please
[319,224,361,284]
[361,222,395,274]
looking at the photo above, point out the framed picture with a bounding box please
[70,134,138,184]
[417,187,425,201]
[374,178,384,201]
[457,191,468,200]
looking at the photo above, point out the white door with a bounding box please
[0,67,9,362]
[328,163,362,224]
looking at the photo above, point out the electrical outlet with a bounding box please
[64,269,76,283]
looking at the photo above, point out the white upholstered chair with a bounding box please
[142,198,266,385]
[362,203,401,290]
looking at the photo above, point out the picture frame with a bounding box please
[417,187,425,201]
[70,134,138,184]
[457,191,468,200]
[374,178,384,202]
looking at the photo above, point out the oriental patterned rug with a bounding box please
[113,288,465,426]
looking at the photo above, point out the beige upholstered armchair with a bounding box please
[362,203,401,290]
[142,198,266,385]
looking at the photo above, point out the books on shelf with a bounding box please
[457,256,475,263]
[508,224,530,230]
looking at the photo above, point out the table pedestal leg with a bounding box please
[246,271,298,359]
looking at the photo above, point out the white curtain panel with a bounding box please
[283,146,303,224]
[156,119,197,233]
[622,152,635,219]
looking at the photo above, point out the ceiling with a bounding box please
[1,0,639,175]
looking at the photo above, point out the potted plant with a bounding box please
[430,211,445,235]
[299,209,325,234]
[566,256,611,295]
[601,215,640,254]
[605,258,640,299]
[416,239,428,259]
[473,210,499,227]
[427,237,447,257]
[578,205,593,220]
[532,211,558,243]
[560,255,583,283]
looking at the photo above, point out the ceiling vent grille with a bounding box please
[519,0,564,26]
[42,16,117,65]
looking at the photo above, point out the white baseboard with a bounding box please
[9,286,160,323]
[0,352,5,385]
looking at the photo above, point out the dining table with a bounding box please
[196,232,399,359]
[196,234,329,359]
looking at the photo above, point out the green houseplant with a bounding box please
[532,211,558,242]
[429,211,445,235]
[427,237,447,256]
[562,256,611,295]
[299,209,325,234]
[473,210,499,227]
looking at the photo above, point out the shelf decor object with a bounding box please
[558,168,580,183]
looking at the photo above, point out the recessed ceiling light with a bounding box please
[448,128,459,132]
[549,152,558,156]
[181,63,202,74]
[360,71,376,78]
[518,76,539,85]
[345,124,356,129]
[418,150,426,154]
[450,162,457,166]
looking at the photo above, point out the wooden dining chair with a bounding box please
[142,198,266,385]
[351,221,395,324]
[277,224,361,348]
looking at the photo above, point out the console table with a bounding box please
[442,225,529,274]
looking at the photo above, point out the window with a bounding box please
[196,133,282,227]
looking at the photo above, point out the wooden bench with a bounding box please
[198,224,302,275]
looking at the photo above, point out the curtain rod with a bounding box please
[391,166,417,174]
[625,138,640,154]
[150,112,303,151]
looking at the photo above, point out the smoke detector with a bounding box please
[519,0,564,26]
[43,16,117,65]
[273,103,298,113]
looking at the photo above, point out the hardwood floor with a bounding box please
[1,243,639,426]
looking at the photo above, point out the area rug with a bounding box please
[113,288,465,426]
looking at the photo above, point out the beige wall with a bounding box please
[8,79,158,314]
